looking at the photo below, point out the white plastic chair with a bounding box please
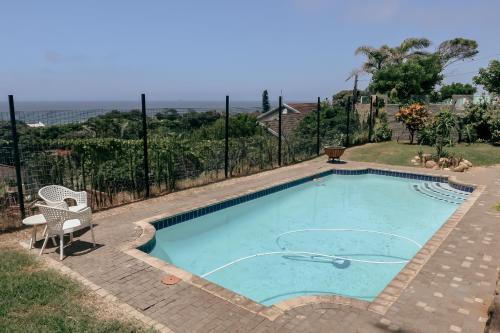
[36,203,95,260]
[38,185,88,212]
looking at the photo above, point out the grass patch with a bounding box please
[495,203,500,212]
[0,248,153,333]
[344,142,500,167]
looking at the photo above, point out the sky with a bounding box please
[1,0,500,102]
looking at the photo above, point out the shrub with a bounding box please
[461,101,500,143]
[373,112,392,142]
[395,103,430,144]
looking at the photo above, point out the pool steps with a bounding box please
[412,182,469,204]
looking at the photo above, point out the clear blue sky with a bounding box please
[1,0,499,102]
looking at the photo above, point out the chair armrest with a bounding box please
[66,207,92,225]
[68,190,88,206]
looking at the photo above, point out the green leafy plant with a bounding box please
[395,103,430,144]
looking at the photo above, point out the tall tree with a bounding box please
[354,45,391,73]
[473,60,500,95]
[437,38,479,68]
[355,38,431,73]
[262,90,270,113]
[387,37,432,64]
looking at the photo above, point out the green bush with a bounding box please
[461,101,499,143]
[373,112,392,142]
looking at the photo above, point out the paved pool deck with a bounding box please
[28,157,500,333]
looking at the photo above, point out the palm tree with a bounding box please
[389,38,431,64]
[354,45,391,73]
[355,38,431,73]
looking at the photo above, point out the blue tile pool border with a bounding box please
[138,168,475,253]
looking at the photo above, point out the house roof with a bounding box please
[258,103,317,137]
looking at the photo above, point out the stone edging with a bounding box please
[120,166,482,321]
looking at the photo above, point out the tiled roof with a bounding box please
[259,103,316,137]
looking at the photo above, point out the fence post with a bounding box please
[278,96,282,166]
[316,97,321,155]
[141,93,150,198]
[224,95,229,179]
[8,95,25,219]
[345,96,351,147]
[368,95,374,142]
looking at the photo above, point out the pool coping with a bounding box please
[120,166,483,321]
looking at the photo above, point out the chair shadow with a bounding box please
[33,225,103,258]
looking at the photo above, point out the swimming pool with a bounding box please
[144,170,471,306]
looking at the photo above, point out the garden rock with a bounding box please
[422,154,432,163]
[463,159,473,167]
[411,159,420,166]
[453,164,467,172]
[425,160,437,168]
[438,157,450,167]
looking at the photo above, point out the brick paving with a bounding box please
[31,157,500,333]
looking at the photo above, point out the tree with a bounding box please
[436,38,478,68]
[387,37,432,64]
[262,90,270,113]
[356,37,477,75]
[355,38,431,73]
[369,54,443,102]
[355,45,391,73]
[439,82,476,101]
[473,60,500,95]
[395,103,430,144]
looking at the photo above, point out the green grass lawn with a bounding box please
[343,141,500,167]
[0,248,153,333]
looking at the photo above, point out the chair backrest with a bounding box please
[39,185,68,205]
[38,185,87,208]
[36,203,92,233]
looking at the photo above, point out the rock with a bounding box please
[411,159,417,164]
[422,154,432,163]
[438,157,450,167]
[453,164,467,172]
[444,168,451,171]
[463,159,473,167]
[459,161,469,169]
[414,156,421,162]
[425,160,437,168]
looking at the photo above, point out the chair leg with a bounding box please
[51,237,57,247]
[90,224,96,247]
[59,233,64,261]
[40,234,49,256]
[30,225,37,250]
[70,232,73,243]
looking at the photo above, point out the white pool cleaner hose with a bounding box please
[201,229,422,278]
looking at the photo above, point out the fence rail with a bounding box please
[0,93,368,230]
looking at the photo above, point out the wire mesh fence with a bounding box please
[0,96,367,230]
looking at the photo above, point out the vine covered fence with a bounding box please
[0,95,368,229]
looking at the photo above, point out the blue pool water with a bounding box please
[148,174,469,305]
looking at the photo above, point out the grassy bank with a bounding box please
[343,142,500,167]
[0,248,153,333]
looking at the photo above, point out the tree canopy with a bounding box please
[369,55,443,102]
[473,60,500,95]
[356,37,478,103]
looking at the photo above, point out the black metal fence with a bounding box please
[0,94,369,230]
